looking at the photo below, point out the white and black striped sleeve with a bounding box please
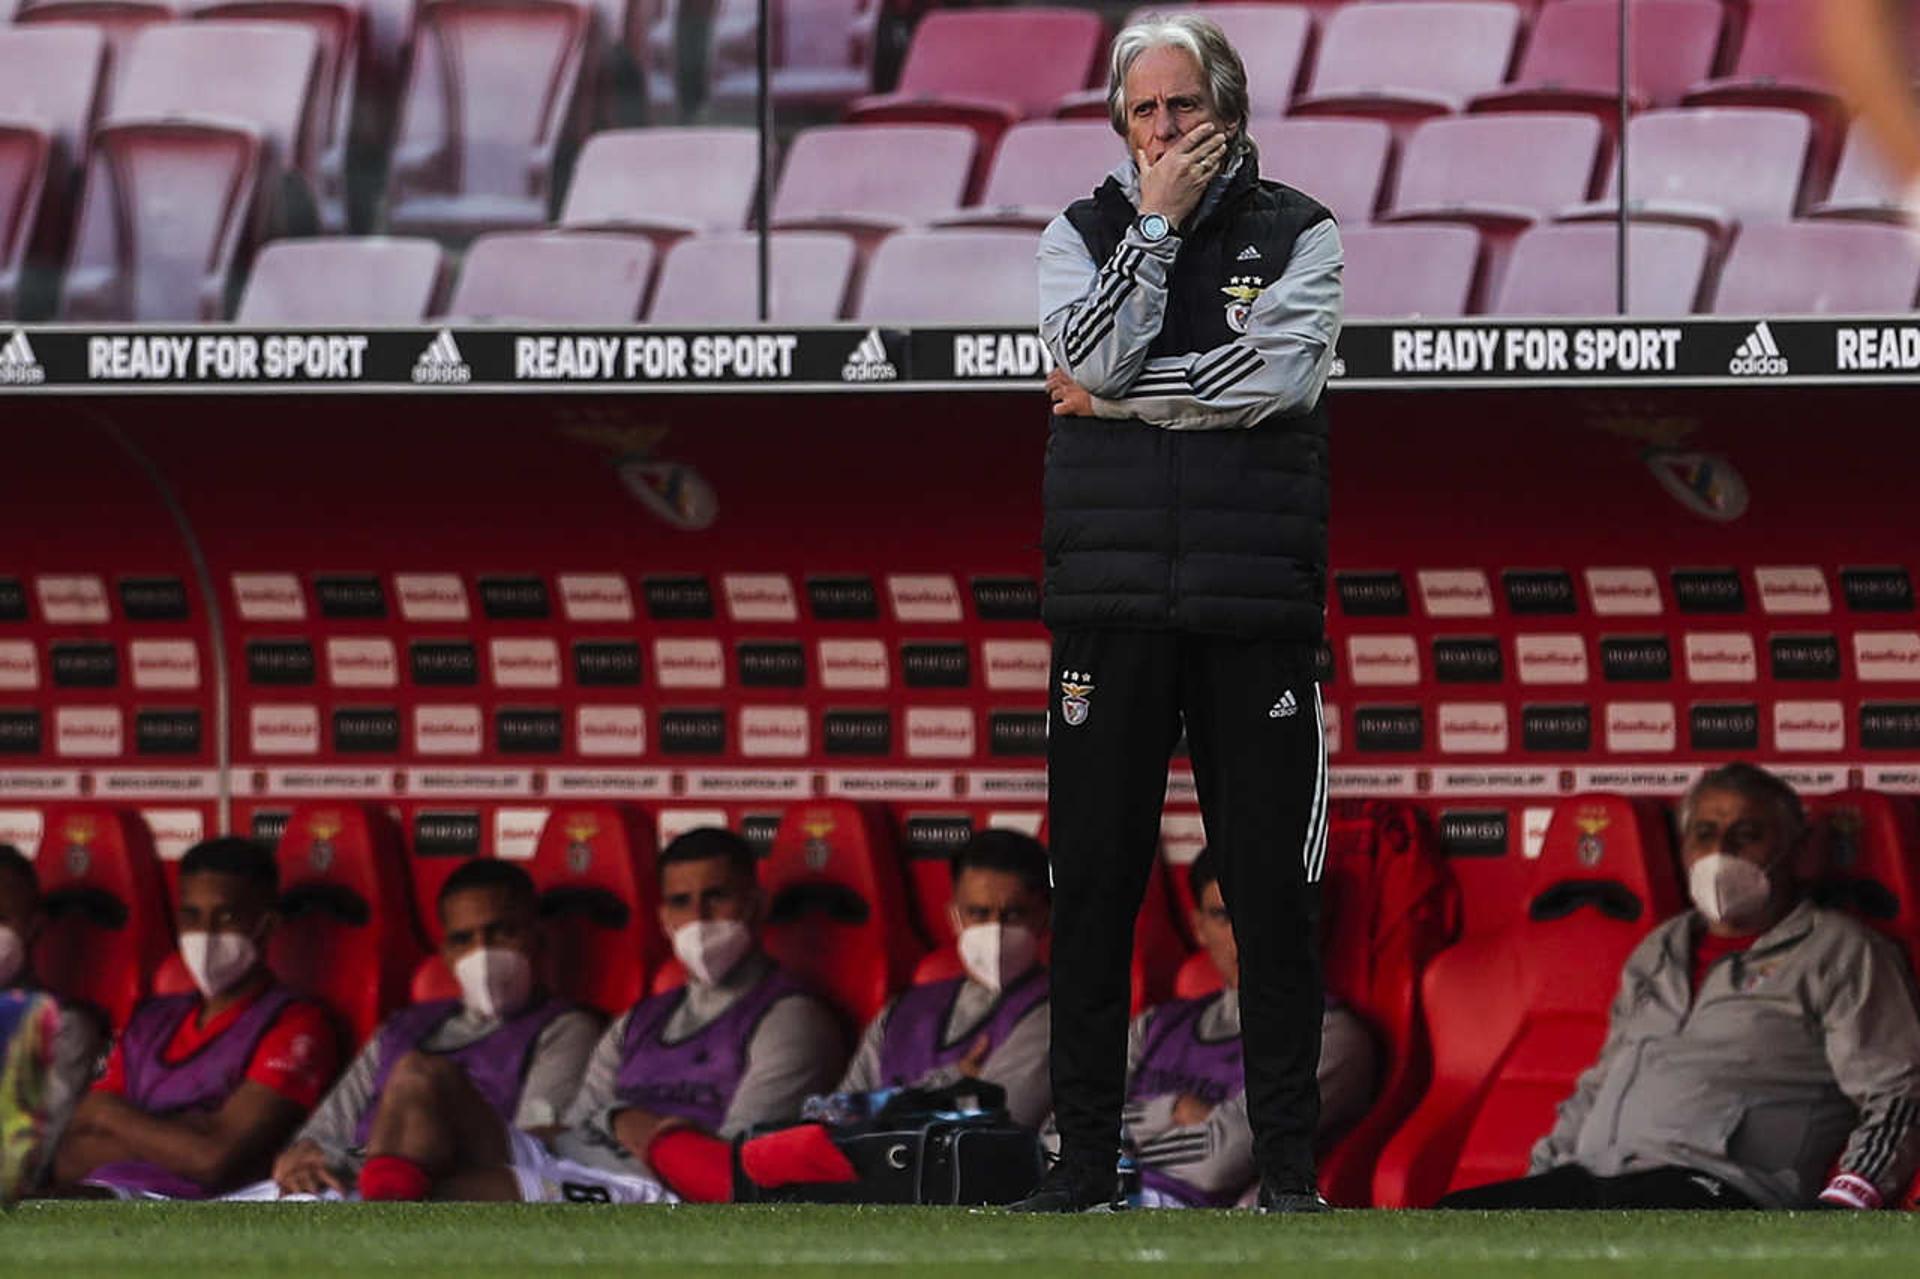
[1037,212,1182,399]
[1824,931,1920,1201]
[1091,219,1344,432]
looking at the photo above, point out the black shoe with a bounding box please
[1257,1178,1332,1214]
[1007,1157,1124,1213]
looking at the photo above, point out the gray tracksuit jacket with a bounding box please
[1532,901,1920,1207]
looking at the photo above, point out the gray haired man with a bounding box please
[1015,14,1343,1213]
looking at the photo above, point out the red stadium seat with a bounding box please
[770,123,975,246]
[559,127,759,247]
[31,807,176,1031]
[1291,2,1522,138]
[59,119,264,320]
[1811,123,1911,222]
[646,230,856,322]
[853,228,1040,324]
[236,236,447,323]
[269,803,425,1046]
[529,804,663,1017]
[760,802,924,1028]
[0,25,108,317]
[1469,0,1725,128]
[1709,222,1920,315]
[1056,4,1312,121]
[702,0,882,117]
[1341,224,1480,318]
[932,120,1120,231]
[1383,113,1604,306]
[1491,222,1711,316]
[444,230,656,322]
[1683,0,1843,161]
[384,0,595,243]
[1805,791,1920,972]
[1248,118,1395,226]
[845,7,1105,188]
[1373,794,1682,1207]
[1557,107,1813,240]
[0,126,51,320]
[190,1,364,233]
[14,0,176,87]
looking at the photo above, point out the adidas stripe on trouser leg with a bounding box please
[1045,628,1325,1185]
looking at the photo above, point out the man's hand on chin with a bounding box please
[1047,368,1094,417]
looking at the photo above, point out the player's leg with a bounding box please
[1181,634,1326,1201]
[1437,1165,1604,1209]
[360,1050,513,1199]
[1034,628,1181,1194]
[0,991,57,1203]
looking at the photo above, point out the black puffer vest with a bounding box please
[1041,154,1333,640]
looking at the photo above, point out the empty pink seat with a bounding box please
[1059,4,1313,119]
[1292,2,1521,136]
[1684,0,1842,135]
[559,127,758,245]
[1491,222,1712,316]
[1710,222,1920,314]
[191,0,364,233]
[1471,0,1723,125]
[771,123,975,241]
[15,0,176,92]
[1811,123,1910,222]
[60,119,264,319]
[385,0,595,242]
[846,7,1104,185]
[701,0,881,117]
[1341,224,1479,317]
[854,228,1040,324]
[647,230,856,322]
[237,236,446,321]
[444,230,656,321]
[1385,113,1603,304]
[1557,107,1813,239]
[933,120,1120,229]
[0,25,108,317]
[0,127,52,319]
[1248,118,1394,224]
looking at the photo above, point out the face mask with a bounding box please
[1688,853,1775,931]
[179,929,258,999]
[672,919,752,987]
[957,923,1040,995]
[453,946,533,1019]
[0,924,23,988]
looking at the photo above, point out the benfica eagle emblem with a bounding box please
[1059,671,1095,727]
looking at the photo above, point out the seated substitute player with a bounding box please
[0,845,105,1197]
[266,859,601,1199]
[347,827,844,1202]
[1115,846,1374,1207]
[1443,763,1920,1210]
[838,829,1054,1129]
[48,837,339,1198]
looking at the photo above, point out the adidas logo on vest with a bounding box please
[1269,690,1298,719]
[412,329,471,385]
[1728,321,1788,377]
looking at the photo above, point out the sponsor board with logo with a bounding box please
[1327,767,1419,796]
[1572,765,1703,795]
[577,706,646,757]
[490,638,563,688]
[1774,700,1846,751]
[1432,637,1503,684]
[50,641,118,688]
[494,808,550,860]
[3,320,1920,392]
[682,769,810,799]
[574,640,642,686]
[659,708,727,755]
[1336,572,1409,617]
[240,768,393,796]
[818,639,889,690]
[1683,633,1757,683]
[965,769,1049,799]
[135,711,202,756]
[37,575,111,624]
[1671,569,1747,614]
[0,711,42,755]
[1865,765,1920,793]
[654,638,726,689]
[1860,702,1920,750]
[414,706,483,756]
[415,810,483,856]
[1522,703,1592,752]
[395,573,469,621]
[824,770,957,800]
[722,574,798,623]
[0,578,24,622]
[1439,809,1510,856]
[1431,767,1561,796]
[1842,567,1914,613]
[823,709,892,756]
[333,707,401,754]
[888,575,964,623]
[557,574,633,622]
[1768,634,1841,681]
[806,576,879,621]
[1354,705,1423,752]
[140,809,206,860]
[408,769,539,796]
[1755,567,1831,615]
[0,641,37,690]
[545,769,671,797]
[1417,570,1494,617]
[971,577,1040,620]
[313,574,387,619]
[1689,702,1761,751]
[56,707,122,757]
[0,771,80,797]
[1503,569,1577,615]
[906,707,975,759]
[326,637,398,688]
[1605,702,1677,752]
[130,639,201,690]
[1765,764,1848,795]
[901,643,971,688]
[1854,632,1920,681]
[739,706,809,758]
[94,769,219,798]
[1347,635,1420,686]
[0,809,43,855]
[1437,703,1508,754]
[738,642,806,688]
[1586,568,1663,616]
[118,577,190,621]
[496,709,564,755]
[411,640,478,686]
[903,814,974,859]
[478,576,550,620]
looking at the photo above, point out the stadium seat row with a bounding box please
[20,787,1920,1206]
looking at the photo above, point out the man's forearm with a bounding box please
[1039,219,1180,398]
[60,1095,230,1184]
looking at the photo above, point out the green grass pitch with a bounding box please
[8,1204,1920,1277]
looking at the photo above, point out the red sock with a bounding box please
[740,1124,857,1189]
[358,1155,432,1202]
[646,1129,734,1204]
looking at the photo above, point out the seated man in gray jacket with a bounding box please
[1443,762,1920,1210]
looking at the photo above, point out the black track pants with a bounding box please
[1045,627,1328,1186]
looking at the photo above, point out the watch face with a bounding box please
[1139,213,1168,240]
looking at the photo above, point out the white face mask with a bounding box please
[0,924,23,988]
[672,919,753,987]
[1688,853,1775,932]
[179,929,258,999]
[956,922,1040,995]
[453,946,533,1019]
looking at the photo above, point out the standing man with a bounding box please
[1019,13,1343,1214]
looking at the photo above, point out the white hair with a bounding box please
[1105,13,1252,141]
